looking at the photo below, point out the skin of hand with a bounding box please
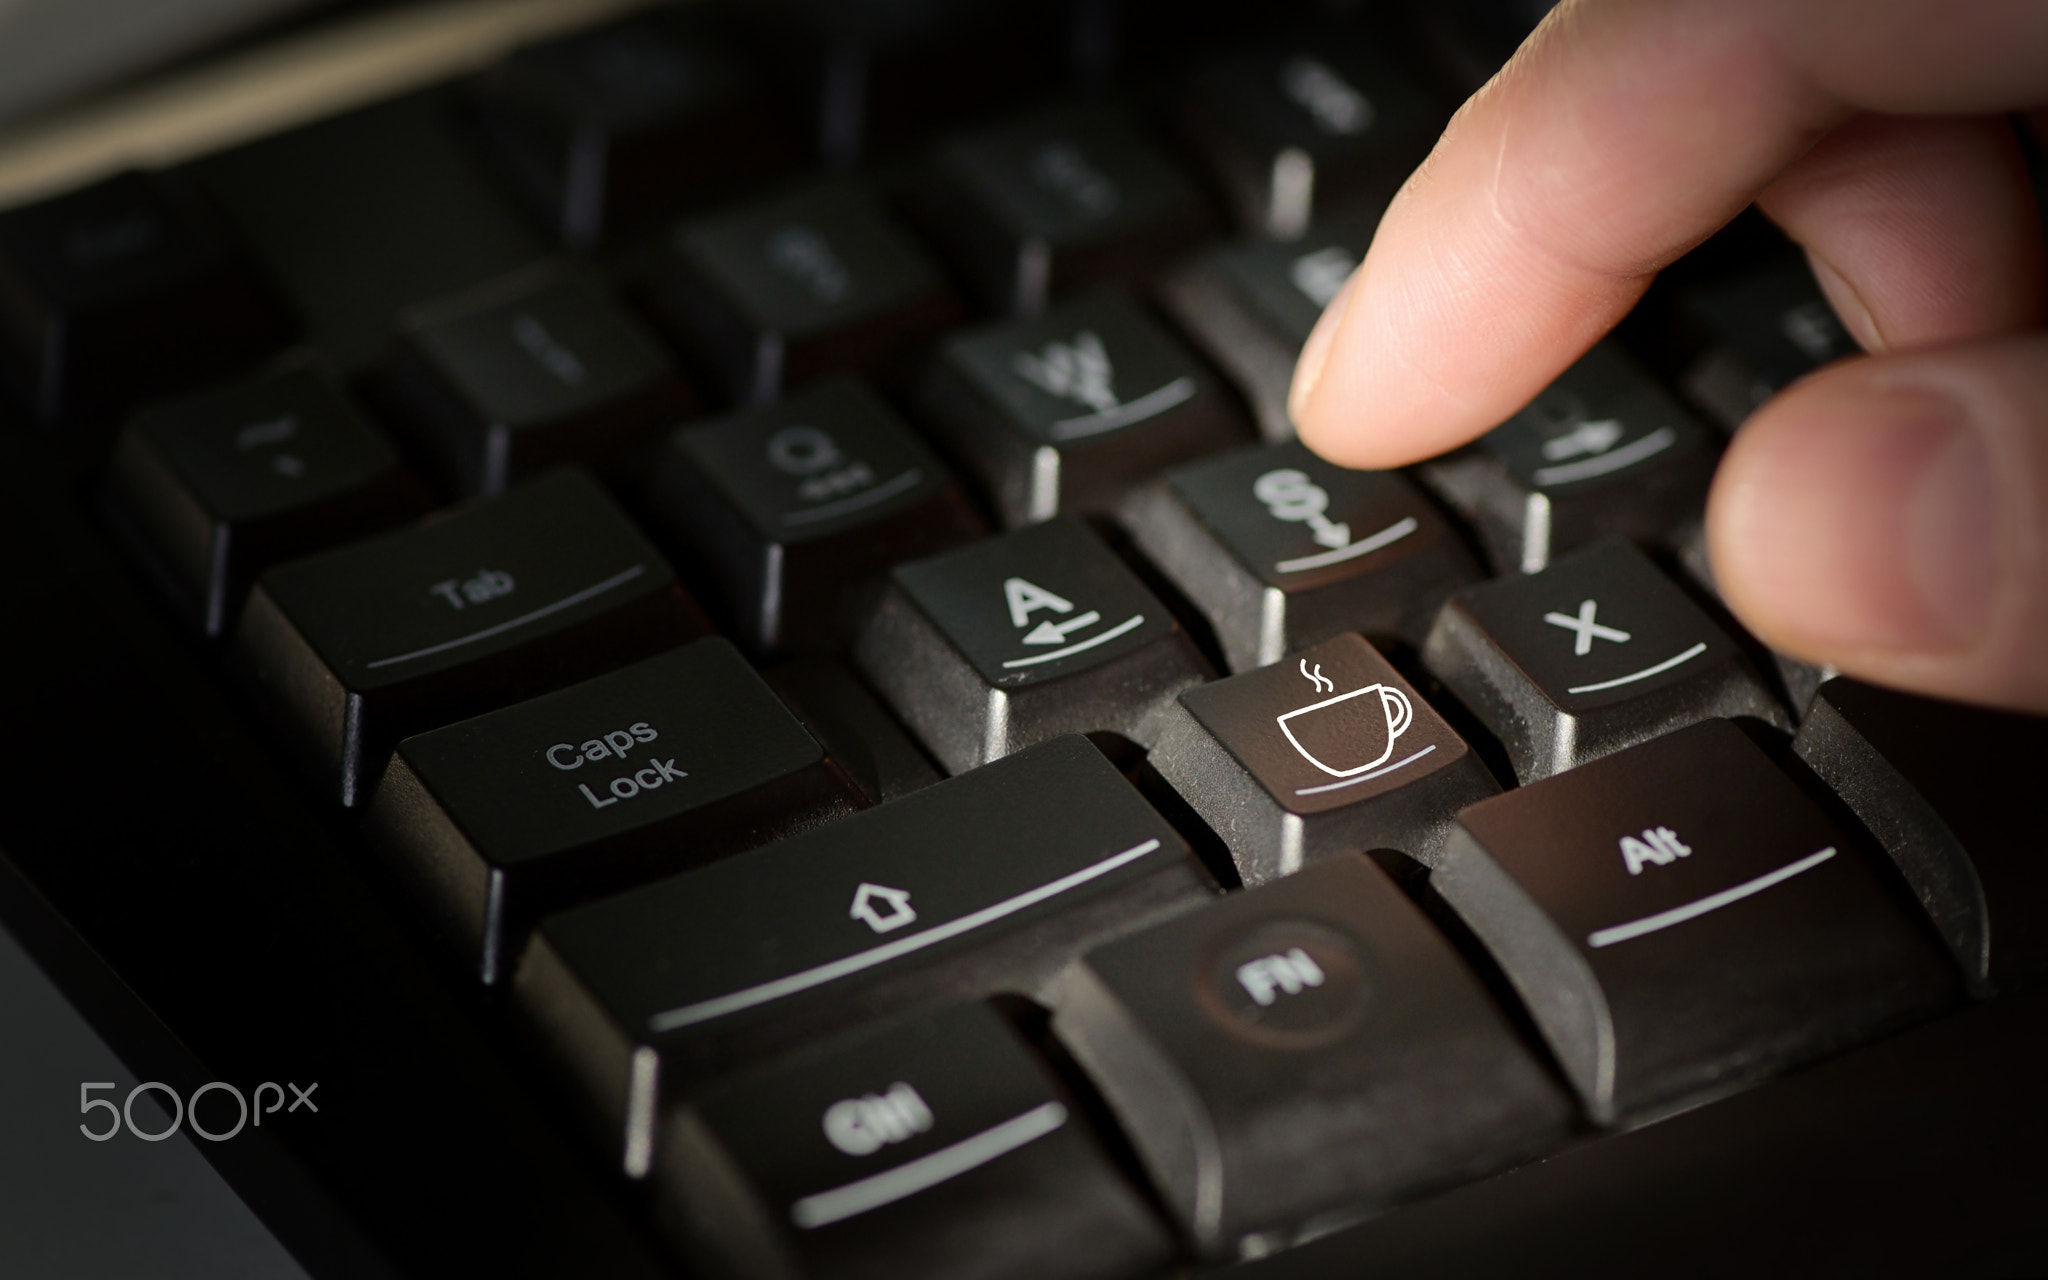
[1287,0,2048,713]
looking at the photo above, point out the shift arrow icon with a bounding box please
[849,883,917,933]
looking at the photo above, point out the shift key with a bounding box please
[513,735,1214,1177]
[235,468,710,806]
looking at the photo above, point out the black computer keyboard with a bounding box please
[2,2,2045,1277]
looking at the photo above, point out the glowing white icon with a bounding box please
[1276,660,1413,778]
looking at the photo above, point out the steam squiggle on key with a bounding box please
[1299,660,1334,693]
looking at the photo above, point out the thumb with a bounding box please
[1707,333,2048,713]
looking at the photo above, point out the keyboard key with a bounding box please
[648,376,981,652]
[1123,440,1481,671]
[1423,537,1788,781]
[905,100,1214,314]
[915,289,1249,527]
[1429,719,1959,1122]
[234,468,709,806]
[659,1001,1173,1280]
[1158,216,1374,439]
[1794,679,2048,995]
[1418,341,1720,573]
[367,640,864,985]
[193,94,549,373]
[1678,254,1857,430]
[0,170,295,423]
[762,657,944,806]
[104,366,429,636]
[853,517,1211,774]
[1051,854,1572,1257]
[369,263,695,495]
[645,180,959,405]
[512,735,1213,1174]
[1151,634,1498,884]
[730,0,1065,165]
[465,11,795,248]
[1175,28,1440,238]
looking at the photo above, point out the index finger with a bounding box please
[1289,0,2048,468]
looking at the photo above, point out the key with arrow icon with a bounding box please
[1417,340,1719,574]
[855,518,1210,773]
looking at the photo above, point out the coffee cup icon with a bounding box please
[1276,682,1413,778]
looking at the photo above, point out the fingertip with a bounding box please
[1708,340,2048,712]
[1288,265,1356,431]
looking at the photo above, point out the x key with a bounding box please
[1423,538,1787,781]
[1543,600,1631,655]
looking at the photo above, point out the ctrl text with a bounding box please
[823,1082,933,1157]
[80,1080,317,1142]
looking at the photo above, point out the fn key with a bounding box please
[235,468,709,805]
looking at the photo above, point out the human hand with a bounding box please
[1287,0,2048,712]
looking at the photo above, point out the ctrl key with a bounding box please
[1051,855,1572,1259]
[657,1001,1172,1280]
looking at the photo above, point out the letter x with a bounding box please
[287,1082,319,1113]
[1543,599,1631,655]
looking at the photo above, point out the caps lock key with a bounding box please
[235,468,710,806]
[368,639,864,985]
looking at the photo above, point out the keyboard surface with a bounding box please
[1,2,2045,1278]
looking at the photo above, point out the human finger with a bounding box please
[1289,0,2048,470]
[1754,112,2044,354]
[1706,332,2048,712]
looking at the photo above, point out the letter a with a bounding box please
[1004,577,1073,628]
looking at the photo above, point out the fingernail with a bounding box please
[1288,266,1358,426]
[1719,382,1998,655]
[1804,252,1881,352]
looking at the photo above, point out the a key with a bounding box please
[234,467,710,806]
[1678,254,1857,430]
[1123,440,1481,672]
[1423,537,1788,781]
[904,100,1214,314]
[644,180,959,406]
[727,0,1065,166]
[1418,341,1720,574]
[0,170,295,423]
[367,639,865,985]
[465,10,795,248]
[192,93,549,373]
[1794,679,2048,995]
[368,263,695,496]
[512,734,1213,1175]
[1051,853,1572,1258]
[853,517,1211,774]
[1151,634,1499,884]
[914,289,1249,527]
[1174,27,1440,239]
[1429,719,1959,1123]
[103,365,429,637]
[659,1001,1173,1280]
[1158,215,1375,440]
[762,657,944,806]
[647,376,981,653]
